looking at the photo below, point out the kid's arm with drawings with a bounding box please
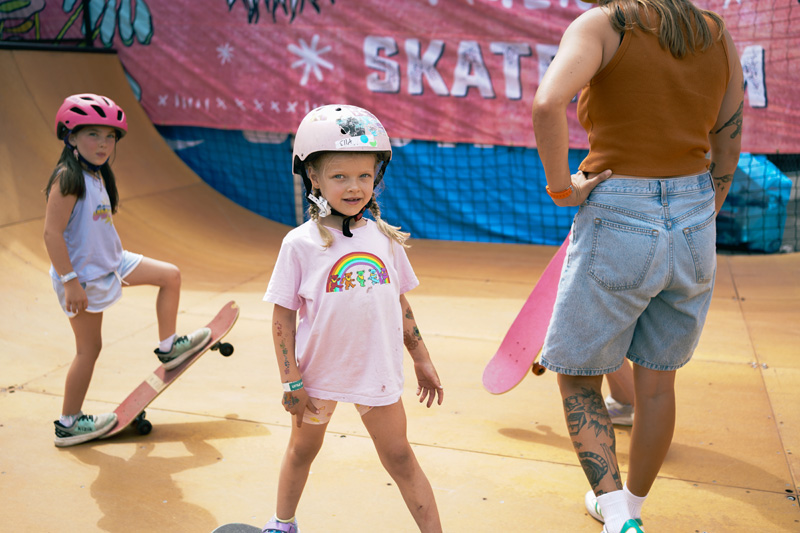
[43,173,87,314]
[272,303,318,427]
[400,294,444,408]
[708,29,745,215]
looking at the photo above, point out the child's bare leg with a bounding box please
[362,400,442,533]
[62,311,104,415]
[276,420,327,520]
[123,257,181,340]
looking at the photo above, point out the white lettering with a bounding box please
[365,36,400,93]
[452,41,495,98]
[490,42,532,100]
[405,39,449,96]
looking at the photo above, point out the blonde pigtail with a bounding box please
[370,200,410,248]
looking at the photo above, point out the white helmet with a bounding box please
[292,104,392,194]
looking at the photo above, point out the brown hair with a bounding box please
[599,0,725,58]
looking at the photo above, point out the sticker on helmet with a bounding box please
[336,135,379,149]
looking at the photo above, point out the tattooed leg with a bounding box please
[559,375,622,495]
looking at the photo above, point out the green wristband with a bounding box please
[282,379,303,392]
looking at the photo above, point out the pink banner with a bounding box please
[13,0,800,152]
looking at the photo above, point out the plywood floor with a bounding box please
[1,49,798,532]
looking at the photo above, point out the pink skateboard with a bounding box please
[482,237,569,394]
[101,301,240,438]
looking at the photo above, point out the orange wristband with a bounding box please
[546,184,574,199]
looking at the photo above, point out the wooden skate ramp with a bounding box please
[1,49,798,531]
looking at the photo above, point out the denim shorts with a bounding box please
[52,250,143,317]
[540,172,717,375]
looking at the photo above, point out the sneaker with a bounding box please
[586,491,644,529]
[262,516,299,533]
[155,327,212,370]
[586,489,604,522]
[54,412,117,447]
[602,518,645,533]
[605,395,634,426]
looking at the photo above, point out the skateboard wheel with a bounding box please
[136,418,153,435]
[219,342,234,357]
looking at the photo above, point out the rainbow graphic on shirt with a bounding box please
[93,204,113,225]
[326,252,391,293]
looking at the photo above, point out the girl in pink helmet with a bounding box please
[44,93,211,447]
[262,105,444,533]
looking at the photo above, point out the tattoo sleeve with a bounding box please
[713,100,743,139]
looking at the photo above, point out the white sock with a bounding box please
[159,334,177,352]
[624,483,647,520]
[597,490,631,533]
[59,412,82,427]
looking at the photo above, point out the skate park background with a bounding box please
[1,1,799,531]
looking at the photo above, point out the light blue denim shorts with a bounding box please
[52,250,143,317]
[540,172,717,375]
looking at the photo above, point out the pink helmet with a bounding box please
[292,104,392,193]
[55,93,128,141]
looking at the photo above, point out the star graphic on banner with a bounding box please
[217,42,235,65]
[288,34,333,86]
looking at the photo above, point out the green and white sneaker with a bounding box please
[586,491,644,531]
[586,489,605,522]
[54,412,117,447]
[155,327,212,370]
[603,519,645,533]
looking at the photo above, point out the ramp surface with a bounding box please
[1,49,799,532]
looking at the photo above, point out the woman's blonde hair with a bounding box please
[600,0,725,58]
[305,153,410,249]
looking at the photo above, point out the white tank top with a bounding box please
[50,171,123,282]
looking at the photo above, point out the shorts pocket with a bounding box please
[683,213,717,283]
[589,218,658,291]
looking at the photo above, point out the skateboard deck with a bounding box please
[101,300,240,438]
[212,524,261,533]
[482,236,569,394]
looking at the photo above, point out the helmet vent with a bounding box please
[91,105,107,118]
[117,110,124,121]
[69,106,88,116]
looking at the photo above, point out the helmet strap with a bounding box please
[307,193,331,218]
[331,198,373,238]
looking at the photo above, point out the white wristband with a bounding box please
[60,271,78,284]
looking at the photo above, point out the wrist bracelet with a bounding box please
[546,184,574,199]
[60,271,78,284]
[282,379,304,392]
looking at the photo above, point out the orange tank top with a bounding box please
[578,12,730,177]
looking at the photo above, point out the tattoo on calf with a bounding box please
[579,451,609,488]
[564,388,612,439]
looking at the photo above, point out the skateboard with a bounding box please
[101,301,240,438]
[482,236,570,394]
[212,524,261,533]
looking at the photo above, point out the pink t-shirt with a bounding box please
[264,219,419,406]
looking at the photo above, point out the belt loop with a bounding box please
[660,180,668,206]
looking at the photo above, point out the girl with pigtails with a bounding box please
[262,104,444,533]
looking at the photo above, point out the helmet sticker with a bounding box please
[336,135,379,149]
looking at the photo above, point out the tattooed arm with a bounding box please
[400,294,444,407]
[272,304,316,427]
[708,29,745,215]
